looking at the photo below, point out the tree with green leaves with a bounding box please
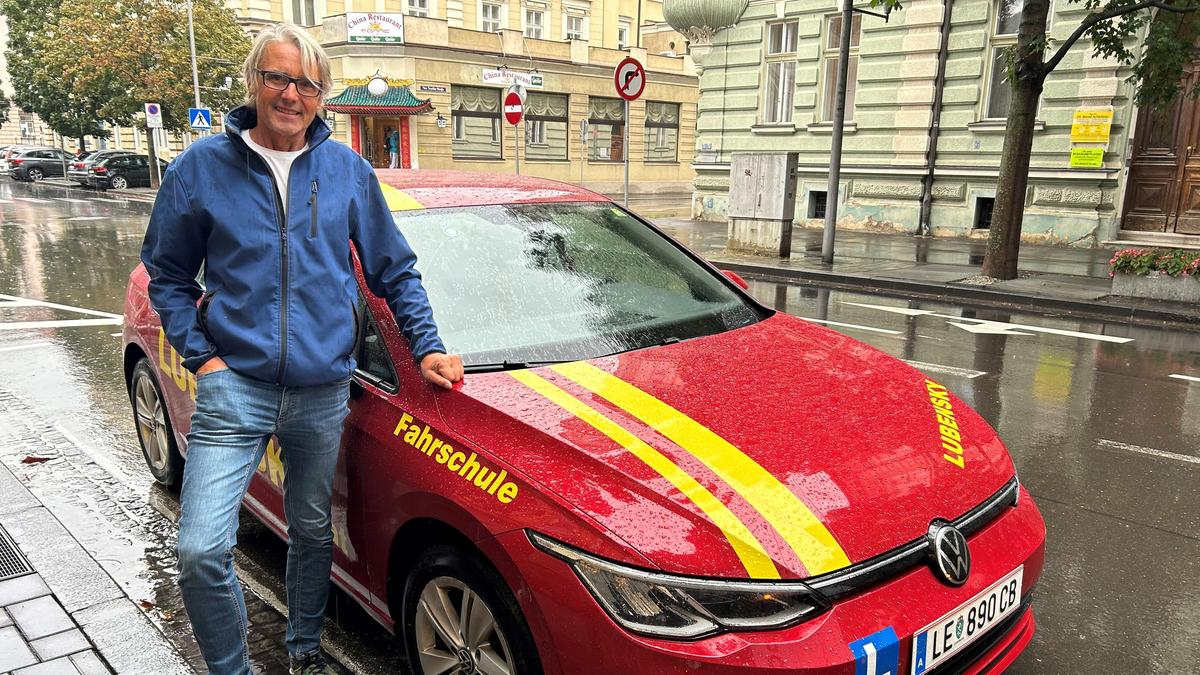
[981,0,1200,280]
[38,0,249,136]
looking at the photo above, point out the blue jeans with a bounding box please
[176,368,349,675]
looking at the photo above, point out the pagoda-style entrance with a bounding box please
[324,78,432,169]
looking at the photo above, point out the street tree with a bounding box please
[37,0,249,137]
[981,0,1200,280]
[1,0,110,147]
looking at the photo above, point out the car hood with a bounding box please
[442,313,1015,580]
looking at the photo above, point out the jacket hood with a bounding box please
[444,313,1016,580]
[223,105,332,149]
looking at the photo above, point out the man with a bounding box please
[140,23,463,675]
[386,127,399,168]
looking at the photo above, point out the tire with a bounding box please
[27,167,43,181]
[402,544,543,675]
[129,359,184,487]
[110,175,128,190]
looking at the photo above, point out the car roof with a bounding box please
[374,170,610,211]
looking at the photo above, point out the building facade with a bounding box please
[685,0,1198,247]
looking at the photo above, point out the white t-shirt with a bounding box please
[241,130,307,217]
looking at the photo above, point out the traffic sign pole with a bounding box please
[503,88,524,176]
[624,99,630,208]
[612,57,646,209]
[514,123,520,176]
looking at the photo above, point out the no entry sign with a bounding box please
[614,57,646,102]
[504,91,523,126]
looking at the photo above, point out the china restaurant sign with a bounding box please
[347,13,405,43]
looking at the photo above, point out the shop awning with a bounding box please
[325,82,432,115]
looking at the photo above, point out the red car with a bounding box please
[122,170,1045,675]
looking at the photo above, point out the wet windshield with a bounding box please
[395,202,764,367]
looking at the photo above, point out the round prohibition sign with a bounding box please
[503,91,523,126]
[614,56,646,102]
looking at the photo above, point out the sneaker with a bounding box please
[289,651,336,675]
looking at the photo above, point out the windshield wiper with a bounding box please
[464,359,574,374]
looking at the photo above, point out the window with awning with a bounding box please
[452,86,502,159]
[588,97,625,161]
[644,101,679,163]
[525,92,568,161]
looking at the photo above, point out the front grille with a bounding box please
[0,525,33,581]
[931,595,1033,675]
[807,477,1020,601]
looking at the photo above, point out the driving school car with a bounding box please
[122,170,1045,675]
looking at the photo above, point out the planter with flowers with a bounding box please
[1109,248,1200,302]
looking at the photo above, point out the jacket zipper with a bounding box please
[309,179,319,237]
[264,164,291,384]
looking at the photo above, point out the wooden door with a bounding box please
[1123,67,1200,235]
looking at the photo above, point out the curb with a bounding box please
[712,259,1200,330]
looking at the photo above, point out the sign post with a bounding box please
[504,88,524,176]
[144,103,164,188]
[614,57,646,208]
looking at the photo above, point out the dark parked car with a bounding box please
[70,150,135,186]
[86,154,167,190]
[8,147,72,181]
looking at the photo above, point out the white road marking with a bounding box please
[802,317,903,335]
[110,333,122,337]
[1097,439,1200,465]
[843,302,937,317]
[91,198,126,203]
[0,294,122,319]
[1169,374,1200,383]
[932,314,1133,343]
[54,197,90,203]
[0,318,122,330]
[67,216,107,221]
[0,341,52,353]
[947,321,1034,336]
[13,197,52,203]
[903,360,987,379]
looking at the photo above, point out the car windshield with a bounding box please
[395,202,765,367]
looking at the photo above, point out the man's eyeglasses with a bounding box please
[257,70,322,98]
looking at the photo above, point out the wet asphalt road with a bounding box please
[1,178,1199,673]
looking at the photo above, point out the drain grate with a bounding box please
[0,525,33,581]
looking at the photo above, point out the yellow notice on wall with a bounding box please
[1070,108,1113,144]
[1070,147,1104,168]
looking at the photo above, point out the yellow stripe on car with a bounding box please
[379,183,424,211]
[510,369,781,579]
[552,361,852,576]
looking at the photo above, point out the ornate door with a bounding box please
[1123,67,1200,235]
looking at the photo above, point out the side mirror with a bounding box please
[722,269,750,290]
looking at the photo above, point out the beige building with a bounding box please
[3,0,698,211]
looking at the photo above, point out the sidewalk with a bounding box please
[0,461,191,674]
[655,219,1200,328]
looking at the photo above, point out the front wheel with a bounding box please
[402,545,543,675]
[27,167,43,181]
[129,359,184,487]
[110,175,128,190]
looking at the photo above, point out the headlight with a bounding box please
[528,532,830,640]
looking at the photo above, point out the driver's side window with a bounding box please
[355,295,397,391]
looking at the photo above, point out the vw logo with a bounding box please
[455,647,479,674]
[928,521,971,586]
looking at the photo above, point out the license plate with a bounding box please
[910,566,1023,674]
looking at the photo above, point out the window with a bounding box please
[354,297,397,390]
[452,86,503,159]
[409,0,429,16]
[525,92,568,160]
[762,21,797,124]
[986,0,1027,119]
[618,20,631,49]
[482,2,502,32]
[974,197,995,230]
[808,190,827,219]
[525,9,544,37]
[565,15,585,40]
[291,0,316,26]
[588,98,625,161]
[644,102,679,162]
[821,13,860,121]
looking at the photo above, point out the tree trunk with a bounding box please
[981,0,1051,280]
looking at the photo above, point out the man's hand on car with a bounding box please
[421,352,464,389]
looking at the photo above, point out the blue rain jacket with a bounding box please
[141,106,444,387]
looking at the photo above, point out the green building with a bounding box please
[666,0,1200,248]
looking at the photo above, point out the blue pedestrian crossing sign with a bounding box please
[188,107,212,130]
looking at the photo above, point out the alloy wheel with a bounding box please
[415,576,515,675]
[134,373,169,473]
